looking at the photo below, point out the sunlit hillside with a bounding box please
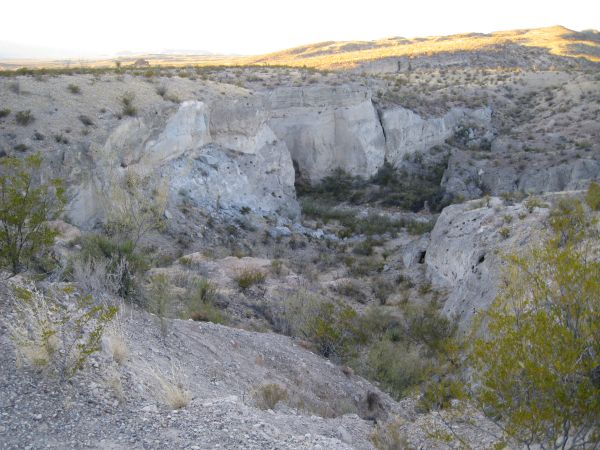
[1,25,598,71]
[245,25,600,68]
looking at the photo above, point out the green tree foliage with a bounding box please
[469,198,600,449]
[0,154,65,274]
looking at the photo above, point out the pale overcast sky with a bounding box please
[1,0,599,57]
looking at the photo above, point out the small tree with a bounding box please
[0,154,65,275]
[469,198,600,449]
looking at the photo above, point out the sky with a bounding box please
[1,0,599,58]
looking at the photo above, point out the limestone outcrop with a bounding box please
[382,107,491,166]
[425,196,550,328]
[69,100,299,228]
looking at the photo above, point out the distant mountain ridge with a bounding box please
[1,25,598,70]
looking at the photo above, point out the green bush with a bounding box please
[183,277,227,324]
[235,269,266,290]
[0,108,10,118]
[67,84,81,94]
[468,199,600,448]
[120,92,137,117]
[279,293,367,360]
[299,161,451,214]
[367,341,429,398]
[0,154,65,274]
[585,181,600,211]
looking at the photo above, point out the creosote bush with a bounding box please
[468,196,600,448]
[0,154,65,274]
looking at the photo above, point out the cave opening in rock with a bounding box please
[418,251,426,264]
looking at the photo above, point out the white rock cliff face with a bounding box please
[425,197,551,328]
[66,86,494,227]
[382,107,492,166]
[70,100,299,227]
[267,87,385,181]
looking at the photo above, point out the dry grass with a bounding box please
[103,320,129,365]
[7,289,59,369]
[252,383,288,410]
[149,364,191,410]
[370,416,410,450]
[104,367,126,403]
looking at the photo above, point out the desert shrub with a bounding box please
[468,199,600,448]
[417,377,464,413]
[0,108,10,118]
[373,280,395,305]
[253,383,288,410]
[155,85,167,97]
[120,92,137,117]
[367,341,429,398]
[0,154,65,274]
[182,277,226,324]
[67,84,81,94]
[15,110,34,125]
[299,161,450,214]
[235,268,266,290]
[585,181,600,211]
[7,285,117,380]
[524,195,548,212]
[104,170,167,250]
[498,226,510,239]
[301,199,433,237]
[79,234,149,300]
[103,321,128,365]
[398,300,457,355]
[333,280,364,302]
[278,293,367,360]
[370,416,410,450]
[72,256,121,300]
[145,274,171,337]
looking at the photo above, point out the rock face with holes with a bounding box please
[425,196,552,328]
